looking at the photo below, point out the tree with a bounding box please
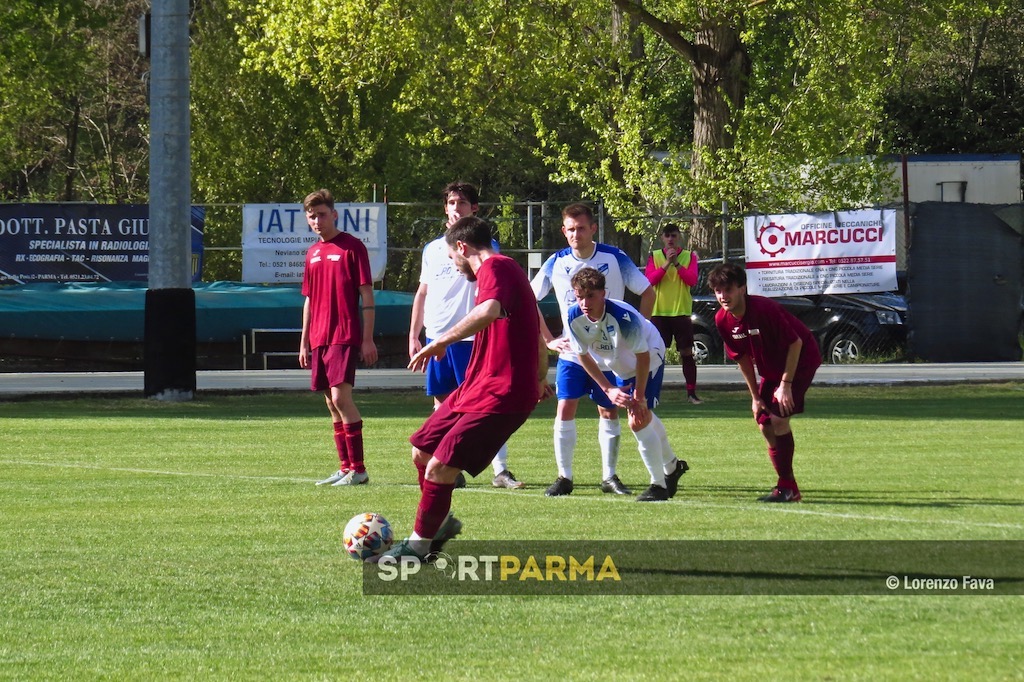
[604,0,919,251]
[877,1,1024,154]
[0,0,149,202]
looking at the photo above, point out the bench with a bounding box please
[242,328,301,370]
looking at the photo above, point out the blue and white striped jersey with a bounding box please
[566,298,665,380]
[531,243,651,364]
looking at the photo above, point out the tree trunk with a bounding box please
[688,19,749,255]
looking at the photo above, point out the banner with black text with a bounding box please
[0,204,204,284]
[743,210,897,296]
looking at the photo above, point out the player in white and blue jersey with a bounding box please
[566,267,688,501]
[531,203,656,497]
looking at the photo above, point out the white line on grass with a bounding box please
[3,459,311,483]
[5,459,1022,531]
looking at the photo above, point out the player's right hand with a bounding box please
[538,380,555,402]
[408,336,423,359]
[546,337,572,353]
[409,342,445,373]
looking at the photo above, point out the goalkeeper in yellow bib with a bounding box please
[644,223,702,404]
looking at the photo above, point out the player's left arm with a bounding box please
[408,299,501,372]
[537,332,554,401]
[637,285,655,319]
[679,252,699,287]
[621,255,656,319]
[358,284,378,366]
[633,350,650,404]
[773,337,803,417]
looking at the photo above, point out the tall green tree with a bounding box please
[877,0,1024,154]
[0,0,148,202]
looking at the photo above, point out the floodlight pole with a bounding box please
[144,0,195,400]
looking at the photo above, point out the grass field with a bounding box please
[2,382,1023,680]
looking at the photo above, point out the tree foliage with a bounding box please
[3,0,1022,261]
[0,0,148,202]
[877,0,1024,154]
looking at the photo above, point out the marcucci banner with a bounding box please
[743,209,897,296]
[241,203,387,284]
[0,204,205,285]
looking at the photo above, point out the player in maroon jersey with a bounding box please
[708,262,821,502]
[298,189,378,487]
[370,216,550,562]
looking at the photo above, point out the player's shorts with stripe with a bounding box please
[614,363,666,409]
[555,357,616,409]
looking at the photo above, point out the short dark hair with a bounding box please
[661,223,681,236]
[570,267,605,293]
[443,181,480,206]
[303,189,334,211]
[445,216,493,250]
[562,203,595,222]
[707,262,747,289]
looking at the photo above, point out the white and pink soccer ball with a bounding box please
[343,512,394,560]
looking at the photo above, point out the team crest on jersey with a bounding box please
[597,264,610,274]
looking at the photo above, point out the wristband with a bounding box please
[781,379,792,384]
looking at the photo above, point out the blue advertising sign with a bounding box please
[0,204,204,284]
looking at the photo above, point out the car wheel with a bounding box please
[692,333,715,365]
[826,331,864,364]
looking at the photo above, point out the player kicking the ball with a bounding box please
[566,267,688,502]
[708,262,820,502]
[369,217,551,562]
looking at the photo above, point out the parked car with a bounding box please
[689,260,908,365]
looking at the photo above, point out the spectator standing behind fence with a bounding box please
[708,262,820,503]
[645,223,702,405]
[407,181,523,489]
[298,189,378,487]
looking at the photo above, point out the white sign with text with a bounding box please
[743,209,897,296]
[241,203,387,283]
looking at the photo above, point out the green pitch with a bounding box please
[2,383,1022,680]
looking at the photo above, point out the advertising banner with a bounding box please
[0,204,205,284]
[743,209,897,296]
[241,203,387,284]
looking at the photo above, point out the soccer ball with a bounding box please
[343,512,394,560]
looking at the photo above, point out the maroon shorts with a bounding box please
[310,344,357,392]
[410,400,530,477]
[758,368,816,420]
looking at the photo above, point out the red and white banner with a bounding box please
[743,209,897,296]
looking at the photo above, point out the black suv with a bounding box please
[689,258,908,364]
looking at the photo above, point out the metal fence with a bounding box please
[196,200,1024,366]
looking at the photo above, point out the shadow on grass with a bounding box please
[697,485,1024,509]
